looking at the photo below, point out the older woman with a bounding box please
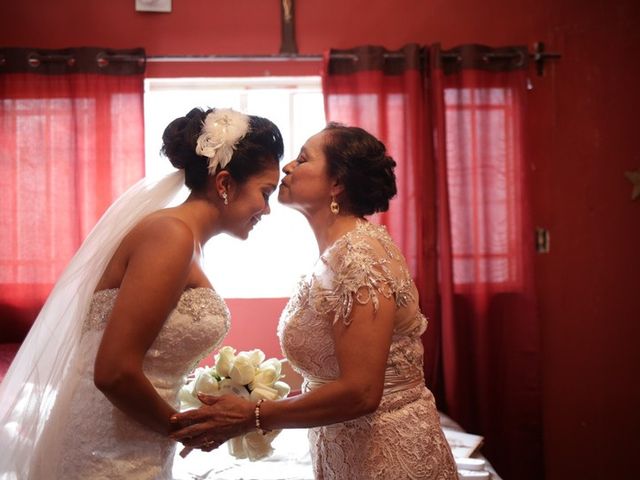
[172,123,456,479]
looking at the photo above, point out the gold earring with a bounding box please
[330,197,340,215]
[222,191,228,205]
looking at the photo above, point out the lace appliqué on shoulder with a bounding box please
[309,228,411,326]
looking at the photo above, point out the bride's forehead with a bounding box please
[246,167,279,185]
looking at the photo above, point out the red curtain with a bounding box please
[323,44,542,479]
[0,48,146,343]
[322,44,444,391]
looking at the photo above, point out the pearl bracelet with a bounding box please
[254,399,269,435]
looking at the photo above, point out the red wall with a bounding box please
[526,4,640,479]
[3,1,639,478]
[221,298,289,360]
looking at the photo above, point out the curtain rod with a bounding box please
[147,54,322,63]
[147,49,561,64]
[146,52,532,63]
[147,46,561,75]
[2,45,560,74]
[4,47,561,66]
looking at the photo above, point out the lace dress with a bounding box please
[279,221,457,480]
[29,287,230,480]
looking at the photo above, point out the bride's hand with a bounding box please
[170,393,255,449]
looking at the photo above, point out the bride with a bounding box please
[0,107,283,479]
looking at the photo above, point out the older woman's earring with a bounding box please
[221,191,228,205]
[330,197,340,215]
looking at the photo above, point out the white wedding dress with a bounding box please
[29,287,230,480]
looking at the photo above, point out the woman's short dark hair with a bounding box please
[322,122,397,216]
[161,107,284,192]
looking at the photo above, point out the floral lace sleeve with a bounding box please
[309,234,397,326]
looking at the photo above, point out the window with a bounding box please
[445,85,523,288]
[143,77,325,298]
[1,93,143,284]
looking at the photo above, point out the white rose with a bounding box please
[246,349,266,367]
[195,133,222,159]
[178,384,201,410]
[215,346,236,378]
[273,381,291,399]
[249,384,280,402]
[250,365,278,389]
[193,372,219,396]
[259,358,282,378]
[218,378,251,399]
[229,353,256,385]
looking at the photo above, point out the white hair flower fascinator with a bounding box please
[195,108,250,174]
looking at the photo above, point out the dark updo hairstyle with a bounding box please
[322,122,397,216]
[161,107,284,192]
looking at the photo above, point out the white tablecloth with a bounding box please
[173,428,313,480]
[173,414,502,479]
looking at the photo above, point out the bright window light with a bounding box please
[144,77,325,298]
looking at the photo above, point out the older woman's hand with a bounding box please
[170,393,255,451]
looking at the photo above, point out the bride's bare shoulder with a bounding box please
[130,211,194,245]
[96,213,195,291]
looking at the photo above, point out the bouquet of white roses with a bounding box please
[179,346,291,461]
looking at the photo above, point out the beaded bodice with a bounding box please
[82,288,230,390]
[36,287,231,480]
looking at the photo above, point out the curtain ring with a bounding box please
[27,53,41,68]
[96,52,109,68]
[514,50,525,68]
